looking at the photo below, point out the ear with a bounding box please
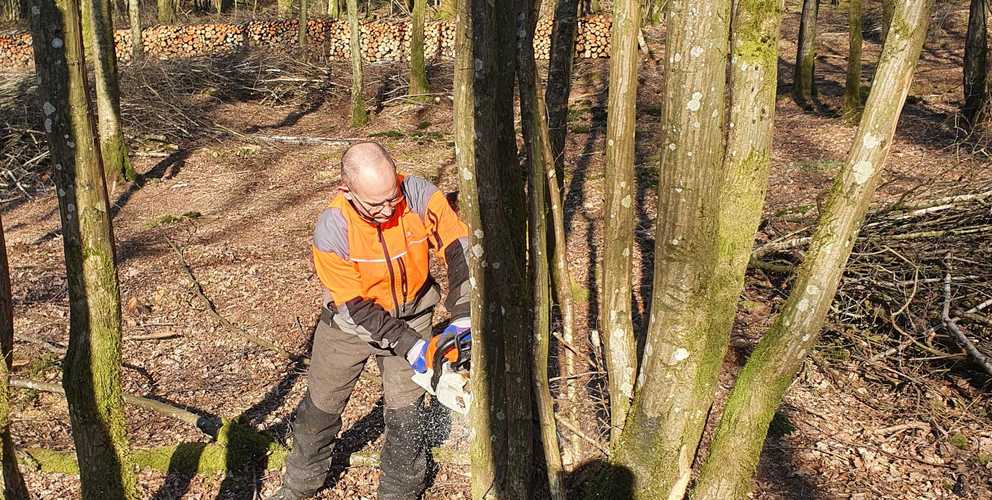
[337,184,351,197]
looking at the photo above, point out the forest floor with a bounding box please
[2,1,992,499]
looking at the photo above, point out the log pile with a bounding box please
[0,14,612,72]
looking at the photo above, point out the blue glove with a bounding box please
[407,319,472,374]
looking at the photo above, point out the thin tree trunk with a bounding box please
[600,0,639,447]
[963,0,987,124]
[27,0,139,497]
[793,0,819,108]
[881,0,894,46]
[127,0,141,61]
[0,216,29,500]
[1,0,20,21]
[81,0,135,191]
[328,0,338,16]
[277,0,292,16]
[545,0,579,184]
[692,0,931,497]
[454,0,532,497]
[299,0,308,47]
[157,0,174,23]
[347,0,368,127]
[409,0,430,100]
[603,0,731,497]
[844,0,863,119]
[526,124,565,500]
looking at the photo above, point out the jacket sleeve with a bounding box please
[424,191,471,322]
[312,209,422,356]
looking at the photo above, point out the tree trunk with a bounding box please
[844,0,863,119]
[27,0,139,497]
[881,0,894,46]
[299,0,308,47]
[603,0,731,497]
[692,0,931,497]
[545,0,579,184]
[278,0,292,16]
[347,0,369,127]
[963,0,987,124]
[793,0,819,108]
[81,0,135,191]
[454,0,532,497]
[157,0,174,23]
[127,0,141,61]
[0,216,29,500]
[328,0,338,17]
[1,0,20,21]
[600,0,639,448]
[409,0,430,99]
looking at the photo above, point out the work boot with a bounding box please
[265,485,310,500]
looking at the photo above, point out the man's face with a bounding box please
[344,170,403,225]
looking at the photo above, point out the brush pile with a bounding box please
[754,186,992,382]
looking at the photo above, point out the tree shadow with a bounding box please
[566,459,635,499]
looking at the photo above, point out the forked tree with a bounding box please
[27,0,139,496]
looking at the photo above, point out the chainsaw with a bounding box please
[410,330,472,415]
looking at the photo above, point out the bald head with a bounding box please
[340,142,402,223]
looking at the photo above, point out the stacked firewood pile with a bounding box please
[0,14,612,72]
[0,31,32,71]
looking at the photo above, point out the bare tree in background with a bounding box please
[348,0,369,127]
[844,0,863,119]
[409,0,430,100]
[128,0,141,61]
[794,0,819,108]
[963,0,988,125]
[0,216,29,500]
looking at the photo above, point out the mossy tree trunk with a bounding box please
[600,0,639,447]
[27,0,139,497]
[454,0,532,497]
[127,0,141,61]
[409,0,430,100]
[881,0,894,45]
[157,0,174,23]
[0,216,29,500]
[691,0,931,497]
[844,0,863,119]
[793,0,819,108]
[599,0,731,497]
[1,0,21,21]
[963,0,987,124]
[328,0,338,17]
[517,1,563,496]
[81,0,135,191]
[347,0,369,127]
[278,0,292,16]
[545,0,579,183]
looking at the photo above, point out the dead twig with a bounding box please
[941,273,992,377]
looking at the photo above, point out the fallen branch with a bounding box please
[256,135,363,146]
[10,378,219,434]
[554,415,607,455]
[124,331,181,341]
[941,274,992,377]
[166,238,302,364]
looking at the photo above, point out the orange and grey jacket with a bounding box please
[312,174,471,356]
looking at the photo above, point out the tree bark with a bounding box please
[793,0,819,108]
[81,0,135,190]
[881,0,894,46]
[1,0,20,21]
[27,0,139,497]
[545,0,579,184]
[409,0,430,100]
[127,0,141,61]
[692,0,931,497]
[347,0,369,127]
[600,0,639,447]
[844,0,863,119]
[0,216,29,500]
[328,0,338,17]
[963,0,987,124]
[604,0,731,497]
[157,0,174,23]
[454,0,532,497]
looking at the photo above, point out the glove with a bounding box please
[406,318,471,374]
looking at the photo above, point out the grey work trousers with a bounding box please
[282,307,432,500]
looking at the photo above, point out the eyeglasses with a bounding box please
[350,189,404,217]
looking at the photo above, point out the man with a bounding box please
[269,142,472,500]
